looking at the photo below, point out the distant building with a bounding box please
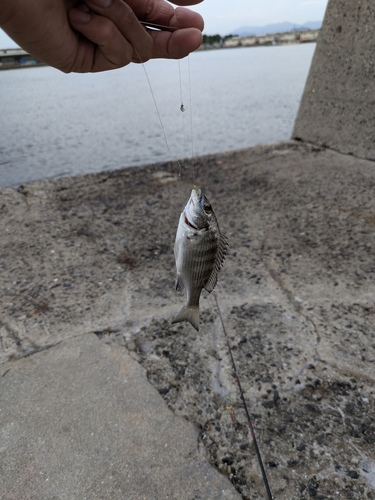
[223,29,320,48]
[0,48,45,69]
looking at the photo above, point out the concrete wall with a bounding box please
[293,0,375,160]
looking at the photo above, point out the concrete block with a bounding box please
[0,334,241,499]
[293,0,375,159]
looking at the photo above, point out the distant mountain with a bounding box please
[232,21,322,38]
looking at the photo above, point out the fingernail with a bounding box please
[87,0,112,7]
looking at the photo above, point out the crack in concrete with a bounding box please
[260,241,323,387]
[1,330,98,365]
[261,258,375,388]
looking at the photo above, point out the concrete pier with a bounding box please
[293,0,375,160]
[1,142,375,499]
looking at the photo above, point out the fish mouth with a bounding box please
[190,188,201,203]
[182,188,201,229]
[187,189,201,211]
[184,213,198,229]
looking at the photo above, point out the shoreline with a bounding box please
[0,31,318,70]
[201,28,319,50]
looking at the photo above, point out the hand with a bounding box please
[0,0,204,73]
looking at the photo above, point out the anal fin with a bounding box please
[175,275,185,294]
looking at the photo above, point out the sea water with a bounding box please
[0,43,315,187]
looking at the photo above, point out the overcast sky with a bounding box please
[0,0,329,48]
[193,0,329,34]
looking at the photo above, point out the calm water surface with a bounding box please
[0,44,315,187]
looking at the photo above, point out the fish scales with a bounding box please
[172,188,228,331]
[183,242,217,304]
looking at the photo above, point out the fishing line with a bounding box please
[137,36,272,496]
[187,55,195,183]
[135,49,183,177]
[178,60,187,171]
[178,56,195,184]
[135,45,195,183]
[210,292,274,500]
[179,56,196,184]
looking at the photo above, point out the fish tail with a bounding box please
[172,305,199,331]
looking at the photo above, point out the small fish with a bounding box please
[172,188,228,331]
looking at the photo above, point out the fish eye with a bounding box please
[204,203,212,214]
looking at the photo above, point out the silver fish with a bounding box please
[172,188,228,331]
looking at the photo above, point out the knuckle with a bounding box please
[143,0,156,20]
[117,3,134,26]
[98,19,116,40]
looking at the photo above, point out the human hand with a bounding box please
[0,0,204,73]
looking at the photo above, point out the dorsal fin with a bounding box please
[204,232,228,293]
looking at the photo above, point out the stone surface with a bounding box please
[0,333,240,499]
[293,0,375,160]
[1,141,375,499]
